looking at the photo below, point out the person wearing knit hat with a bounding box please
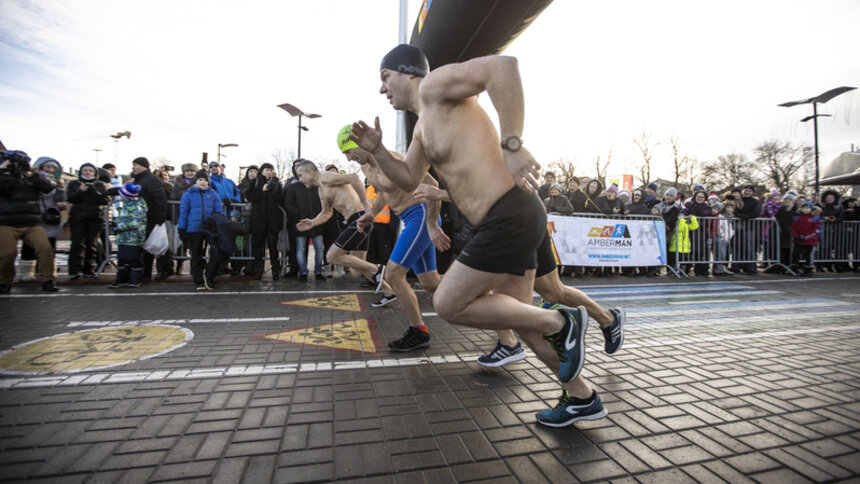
[131,154,173,280]
[790,201,819,276]
[259,162,275,173]
[66,162,109,279]
[178,165,225,290]
[132,157,150,169]
[709,201,733,276]
[109,183,148,288]
[193,169,209,182]
[618,190,631,202]
[664,187,678,199]
[118,183,141,199]
[16,156,66,284]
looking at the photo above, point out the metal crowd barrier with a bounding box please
[814,220,860,265]
[96,200,291,277]
[673,216,793,277]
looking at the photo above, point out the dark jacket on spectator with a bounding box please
[284,178,323,237]
[171,174,194,202]
[684,199,711,218]
[627,200,650,215]
[66,173,109,223]
[134,170,167,227]
[775,204,796,249]
[245,176,283,234]
[735,195,761,221]
[597,195,624,216]
[566,189,587,213]
[134,169,168,226]
[0,167,55,227]
[544,194,574,215]
[580,180,604,214]
[817,190,844,222]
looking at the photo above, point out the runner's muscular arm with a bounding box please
[350,117,430,192]
[296,194,333,231]
[419,55,540,191]
[419,174,451,251]
[356,190,386,233]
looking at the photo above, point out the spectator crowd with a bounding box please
[2,149,858,293]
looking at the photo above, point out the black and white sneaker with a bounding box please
[371,294,397,308]
[388,326,430,352]
[373,265,386,293]
[602,307,625,354]
[477,340,527,368]
[107,282,128,289]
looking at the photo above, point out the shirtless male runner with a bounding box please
[295,160,393,295]
[337,125,448,352]
[413,182,625,369]
[350,44,604,426]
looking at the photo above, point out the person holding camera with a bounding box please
[18,157,67,282]
[66,163,109,279]
[0,150,59,292]
[245,163,283,281]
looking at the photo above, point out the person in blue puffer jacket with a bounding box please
[178,170,225,290]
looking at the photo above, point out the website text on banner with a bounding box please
[548,214,666,267]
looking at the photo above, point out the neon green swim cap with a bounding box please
[337,124,359,153]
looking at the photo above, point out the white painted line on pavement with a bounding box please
[2,324,858,389]
[668,299,740,305]
[66,317,291,327]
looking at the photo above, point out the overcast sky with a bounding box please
[1,0,857,183]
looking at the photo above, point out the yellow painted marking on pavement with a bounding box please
[279,294,362,312]
[0,325,192,375]
[257,319,378,354]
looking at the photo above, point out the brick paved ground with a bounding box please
[1,271,859,483]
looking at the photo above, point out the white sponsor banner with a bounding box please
[548,215,667,267]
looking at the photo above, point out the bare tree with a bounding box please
[594,149,612,186]
[268,149,296,179]
[698,153,757,193]
[668,135,695,190]
[753,140,812,193]
[632,130,656,186]
[546,157,577,186]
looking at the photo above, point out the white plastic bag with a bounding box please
[143,223,169,256]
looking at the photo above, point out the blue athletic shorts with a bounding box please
[389,202,438,275]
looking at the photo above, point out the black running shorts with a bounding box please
[335,212,372,252]
[456,187,547,276]
[535,230,558,278]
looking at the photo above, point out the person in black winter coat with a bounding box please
[284,161,325,281]
[0,150,59,292]
[66,163,109,278]
[132,157,171,280]
[730,185,762,274]
[281,160,303,277]
[774,193,797,273]
[816,189,846,271]
[246,163,283,280]
[565,177,586,213]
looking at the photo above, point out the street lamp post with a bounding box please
[778,86,856,199]
[277,103,321,159]
[217,143,239,164]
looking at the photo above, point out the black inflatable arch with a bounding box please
[402,0,553,141]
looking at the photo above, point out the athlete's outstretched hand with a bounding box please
[356,212,373,233]
[503,147,540,193]
[350,118,382,158]
[428,224,451,252]
[296,219,314,232]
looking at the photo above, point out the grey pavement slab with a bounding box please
[0,273,859,482]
